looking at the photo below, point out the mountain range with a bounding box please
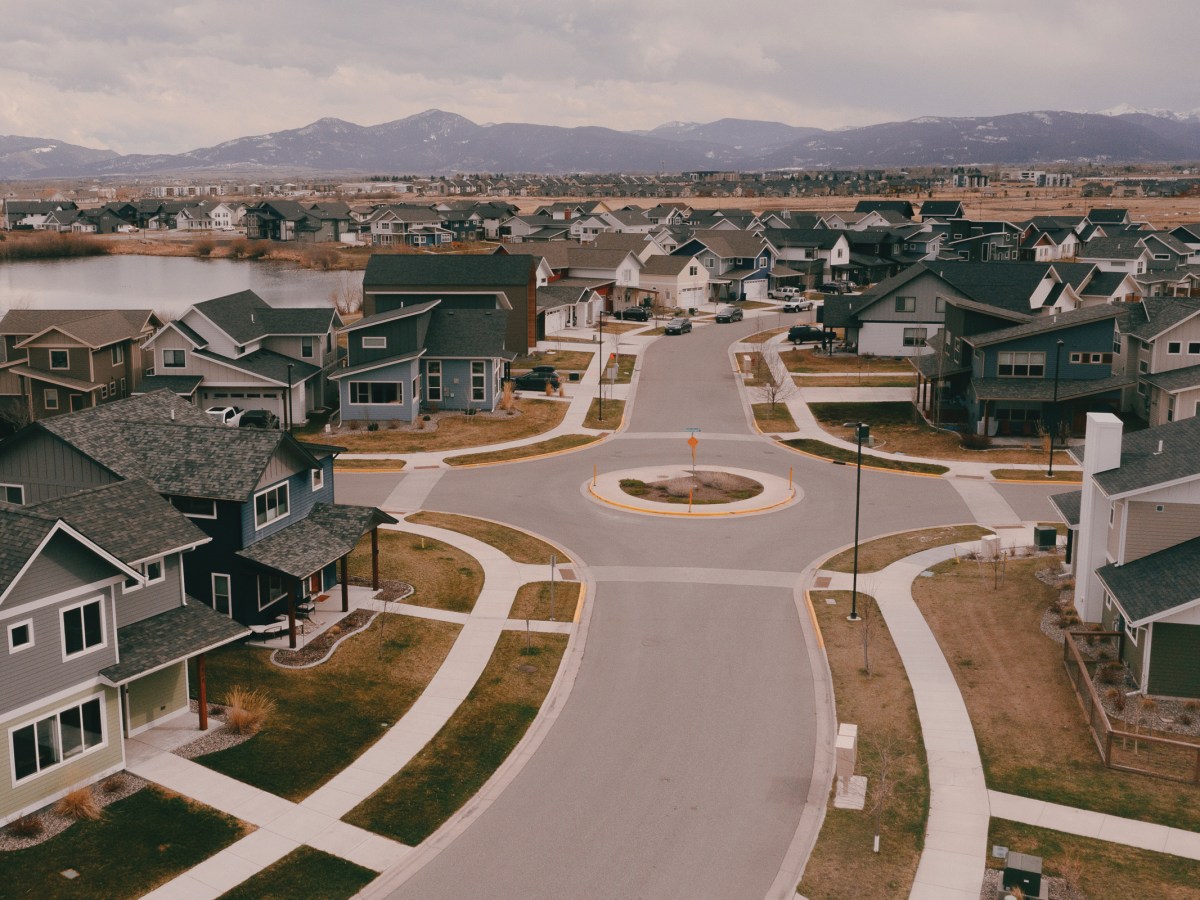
[2,108,1199,180]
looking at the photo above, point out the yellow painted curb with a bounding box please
[803,590,825,650]
[587,483,796,518]
[334,466,407,474]
[990,476,1083,486]
[573,582,586,624]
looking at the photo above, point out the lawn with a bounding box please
[742,326,790,343]
[752,401,797,432]
[343,631,568,845]
[0,788,247,899]
[809,402,1073,465]
[597,320,646,334]
[333,458,407,471]
[294,399,567,452]
[793,375,916,387]
[596,352,637,384]
[510,349,594,372]
[991,468,1081,483]
[822,524,993,573]
[218,847,375,900]
[407,511,569,565]
[445,434,601,466]
[798,591,928,900]
[780,439,950,476]
[914,555,1200,831]
[781,348,913,373]
[986,820,1200,900]
[583,397,625,429]
[347,530,483,612]
[191,614,461,801]
[510,580,582,621]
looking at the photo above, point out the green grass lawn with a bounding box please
[218,847,375,900]
[0,788,246,899]
[190,615,461,801]
[343,631,567,845]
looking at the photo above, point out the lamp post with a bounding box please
[1047,339,1064,478]
[597,309,605,421]
[849,422,869,622]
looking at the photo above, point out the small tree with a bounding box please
[863,732,904,852]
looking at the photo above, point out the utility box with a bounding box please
[981,535,1002,560]
[835,723,857,788]
[1033,525,1057,551]
[1003,851,1042,897]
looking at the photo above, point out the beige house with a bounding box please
[638,255,709,311]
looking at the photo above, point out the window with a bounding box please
[757,256,767,269]
[1153,253,1170,261]
[144,558,164,584]
[1189,342,1200,355]
[997,351,1045,377]
[257,573,287,610]
[170,496,216,518]
[1138,360,1149,374]
[902,327,928,347]
[1167,397,1175,422]
[349,381,400,405]
[894,296,915,313]
[61,598,105,658]
[1168,341,1182,354]
[704,258,713,268]
[99,385,108,400]
[935,296,946,313]
[1,483,23,505]
[8,620,33,653]
[11,696,104,782]
[212,574,232,617]
[254,483,290,529]
[471,361,486,401]
[110,344,124,366]
[162,349,185,368]
[689,265,698,276]
[301,336,314,359]
[362,336,387,350]
[49,349,69,370]
[311,467,324,492]
[426,361,442,401]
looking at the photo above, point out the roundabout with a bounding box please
[585,463,800,517]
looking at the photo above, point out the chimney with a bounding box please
[1155,440,1164,455]
[1082,412,1123,476]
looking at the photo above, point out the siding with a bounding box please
[1124,501,1200,563]
[243,463,328,546]
[1151,318,1200,373]
[0,432,117,504]
[116,553,185,626]
[125,662,188,732]
[0,685,123,825]
[1147,623,1200,698]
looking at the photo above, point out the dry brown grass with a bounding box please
[224,686,277,735]
[583,398,625,429]
[798,590,927,900]
[510,580,582,621]
[511,349,595,371]
[597,320,646,334]
[823,525,993,573]
[914,555,1200,830]
[407,511,568,565]
[55,787,103,822]
[348,529,483,611]
[781,348,913,373]
[752,402,797,432]
[991,468,1082,483]
[8,813,44,837]
[445,433,601,466]
[619,471,764,504]
[742,326,791,343]
[333,458,406,471]
[793,375,916,387]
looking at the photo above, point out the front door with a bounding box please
[309,573,322,596]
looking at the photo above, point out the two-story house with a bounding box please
[1115,296,1200,425]
[1054,413,1200,698]
[637,255,710,311]
[0,309,161,421]
[672,231,777,301]
[139,291,341,426]
[367,206,454,247]
[0,478,247,826]
[762,228,852,289]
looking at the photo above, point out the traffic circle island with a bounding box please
[585,465,799,517]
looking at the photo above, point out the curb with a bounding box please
[585,481,796,518]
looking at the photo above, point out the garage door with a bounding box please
[743,279,767,300]
[1148,623,1200,699]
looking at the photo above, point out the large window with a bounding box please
[471,361,486,401]
[11,696,104,782]
[349,382,400,405]
[254,483,290,529]
[894,296,916,313]
[997,351,1045,377]
[162,349,185,369]
[301,336,315,359]
[49,349,70,370]
[61,598,105,658]
[426,361,442,401]
[902,328,928,347]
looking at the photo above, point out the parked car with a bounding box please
[663,317,692,335]
[781,297,814,312]
[239,409,281,429]
[715,305,744,323]
[768,286,802,301]
[816,281,845,294]
[205,405,243,426]
[612,306,652,321]
[513,366,561,390]
[788,325,834,346]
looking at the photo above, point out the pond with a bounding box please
[0,255,361,316]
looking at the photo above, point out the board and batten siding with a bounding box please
[0,685,123,826]
[243,461,333,546]
[1147,623,1200,698]
[0,431,118,504]
[116,553,186,627]
[1123,501,1200,563]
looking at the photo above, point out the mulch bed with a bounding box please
[271,607,377,668]
[619,471,764,505]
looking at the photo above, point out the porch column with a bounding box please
[197,653,208,731]
[340,555,349,612]
[371,527,381,590]
[982,401,990,440]
[287,582,298,649]
[1064,528,1074,565]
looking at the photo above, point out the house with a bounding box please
[672,230,777,301]
[537,285,599,336]
[919,200,966,222]
[2,200,78,230]
[0,390,395,635]
[1076,236,1151,275]
[1054,412,1200,698]
[591,232,664,263]
[0,478,248,826]
[855,199,915,220]
[1087,208,1131,227]
[367,206,454,247]
[637,255,710,311]
[1115,296,1200,425]
[243,200,351,243]
[139,291,341,426]
[330,302,514,420]
[362,253,540,354]
[762,228,852,288]
[210,202,243,230]
[175,202,214,231]
[0,309,161,421]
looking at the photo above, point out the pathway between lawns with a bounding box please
[133,519,580,900]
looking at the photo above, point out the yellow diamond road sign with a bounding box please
[687,435,699,449]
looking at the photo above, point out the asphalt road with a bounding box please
[336,317,1062,899]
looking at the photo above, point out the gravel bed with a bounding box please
[173,699,255,759]
[979,866,1085,900]
[0,772,148,851]
[271,607,377,668]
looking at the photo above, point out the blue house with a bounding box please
[331,301,514,423]
[672,230,777,301]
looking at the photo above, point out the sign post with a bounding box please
[685,428,701,477]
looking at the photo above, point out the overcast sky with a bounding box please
[2,0,1198,155]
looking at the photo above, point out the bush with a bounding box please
[244,240,273,260]
[1106,687,1126,712]
[8,814,44,838]
[1098,662,1124,685]
[194,238,216,257]
[226,237,249,259]
[303,246,339,270]
[55,786,102,821]
[100,774,127,794]
[224,686,277,735]
[960,432,991,450]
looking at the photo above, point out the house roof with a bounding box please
[1093,414,1200,497]
[424,308,514,360]
[536,284,592,311]
[966,304,1122,349]
[1050,490,1081,527]
[1079,270,1131,297]
[99,602,249,686]
[640,255,695,277]
[236,503,397,578]
[8,365,102,393]
[592,232,653,253]
[971,373,1133,402]
[194,348,320,386]
[1076,236,1148,261]
[341,300,440,333]
[134,375,204,397]
[330,349,424,380]
[363,253,535,287]
[1143,363,1200,394]
[761,228,847,250]
[0,309,156,347]
[920,201,965,217]
[1119,297,1200,341]
[1097,535,1200,625]
[192,290,338,343]
[0,508,59,601]
[679,230,771,260]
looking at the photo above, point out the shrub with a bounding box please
[244,240,272,260]
[226,237,249,259]
[100,774,126,794]
[55,786,102,821]
[1098,662,1124,685]
[1179,712,1193,727]
[194,238,216,257]
[9,814,44,838]
[1105,687,1126,712]
[960,432,991,450]
[303,246,339,270]
[224,686,277,735]
[1185,699,1200,713]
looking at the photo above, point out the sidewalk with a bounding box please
[130,516,582,898]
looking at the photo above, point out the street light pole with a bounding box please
[597,309,604,421]
[1047,339,1064,478]
[849,422,869,622]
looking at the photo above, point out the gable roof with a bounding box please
[423,308,514,360]
[235,503,397,578]
[966,304,1122,349]
[1093,414,1200,498]
[640,255,696,277]
[363,253,535,287]
[1097,535,1200,625]
[1,309,157,348]
[1119,297,1200,341]
[677,229,772,260]
[191,290,339,343]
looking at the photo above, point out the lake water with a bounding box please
[0,255,362,316]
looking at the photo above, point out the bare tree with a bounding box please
[756,369,796,413]
[330,274,362,317]
[858,580,878,676]
[863,732,904,853]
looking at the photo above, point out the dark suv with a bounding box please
[613,306,652,321]
[513,365,561,390]
[816,281,845,294]
[788,325,834,346]
[240,409,281,429]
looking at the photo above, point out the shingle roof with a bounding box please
[1119,297,1200,341]
[1093,414,1200,497]
[971,373,1133,402]
[364,253,535,287]
[1143,363,1200,393]
[967,304,1122,348]
[424,308,513,360]
[1077,237,1148,261]
[341,300,440,333]
[1,309,155,346]
[1097,536,1200,624]
[192,291,337,343]
[134,375,204,396]
[537,285,591,311]
[1050,490,1082,527]
[194,348,319,385]
[0,508,58,600]
[99,602,249,685]
[236,503,396,577]
[679,230,770,260]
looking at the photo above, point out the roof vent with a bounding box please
[170,408,175,421]
[1155,440,1164,455]
[250,313,256,324]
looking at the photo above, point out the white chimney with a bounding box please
[1075,412,1124,623]
[1083,412,1123,475]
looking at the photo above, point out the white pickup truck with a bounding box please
[768,286,801,300]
